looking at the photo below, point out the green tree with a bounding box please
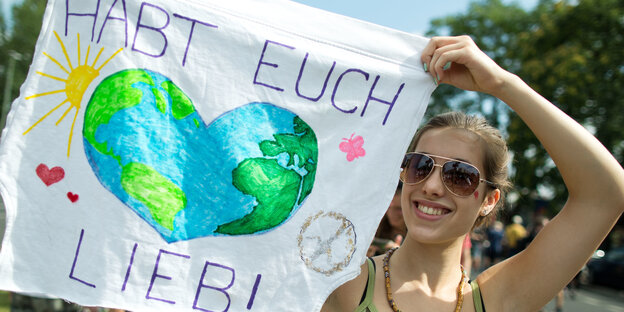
[426,0,624,226]
[511,0,624,212]
[0,0,46,130]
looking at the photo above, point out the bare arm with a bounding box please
[422,35,624,311]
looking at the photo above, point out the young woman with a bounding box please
[322,35,624,312]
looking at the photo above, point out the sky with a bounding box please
[2,0,539,35]
[291,0,538,35]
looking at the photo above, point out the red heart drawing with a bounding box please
[67,192,79,203]
[36,163,65,186]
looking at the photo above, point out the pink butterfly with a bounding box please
[339,133,366,162]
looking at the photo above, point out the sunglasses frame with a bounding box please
[400,152,497,197]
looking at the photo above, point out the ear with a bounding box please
[480,189,500,216]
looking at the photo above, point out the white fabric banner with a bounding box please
[0,0,434,311]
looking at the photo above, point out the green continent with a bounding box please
[217,158,301,235]
[83,69,153,162]
[259,117,318,205]
[84,69,195,230]
[153,87,167,114]
[152,80,195,118]
[121,162,186,231]
[161,80,195,120]
[84,69,199,162]
[217,116,318,235]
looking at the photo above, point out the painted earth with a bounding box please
[82,69,318,242]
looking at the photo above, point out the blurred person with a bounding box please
[470,227,486,273]
[504,214,527,257]
[484,220,504,268]
[366,244,380,258]
[518,216,549,251]
[370,183,407,255]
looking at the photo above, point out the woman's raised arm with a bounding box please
[422,35,624,311]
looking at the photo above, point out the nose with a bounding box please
[420,163,446,197]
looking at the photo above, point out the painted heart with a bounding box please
[67,192,79,203]
[36,163,65,186]
[82,69,318,243]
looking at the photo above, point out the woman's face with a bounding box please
[401,127,497,244]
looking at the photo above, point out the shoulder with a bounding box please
[322,259,371,312]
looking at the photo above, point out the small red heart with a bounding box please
[36,163,65,186]
[67,192,79,203]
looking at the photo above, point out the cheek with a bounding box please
[474,191,479,199]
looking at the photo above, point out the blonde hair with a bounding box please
[408,112,512,228]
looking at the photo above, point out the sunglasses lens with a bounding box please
[442,161,480,196]
[402,153,434,184]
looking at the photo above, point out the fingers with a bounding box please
[421,36,467,61]
[421,35,474,84]
[429,42,465,83]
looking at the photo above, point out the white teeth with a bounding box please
[418,204,445,216]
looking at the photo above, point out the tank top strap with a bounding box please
[354,258,378,312]
[470,279,486,312]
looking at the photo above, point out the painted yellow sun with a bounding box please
[23,30,123,158]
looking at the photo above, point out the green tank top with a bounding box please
[354,258,486,312]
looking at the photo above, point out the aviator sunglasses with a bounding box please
[400,152,497,197]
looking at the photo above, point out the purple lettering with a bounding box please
[253,40,295,92]
[295,53,336,102]
[193,261,236,312]
[331,68,370,114]
[97,0,128,46]
[132,3,170,58]
[146,249,191,305]
[246,274,262,310]
[65,0,100,40]
[360,76,405,125]
[172,13,218,67]
[121,243,138,292]
[69,229,96,288]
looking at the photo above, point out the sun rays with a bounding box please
[23,30,123,158]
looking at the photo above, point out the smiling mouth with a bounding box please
[416,202,451,216]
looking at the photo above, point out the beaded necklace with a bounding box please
[383,247,467,312]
